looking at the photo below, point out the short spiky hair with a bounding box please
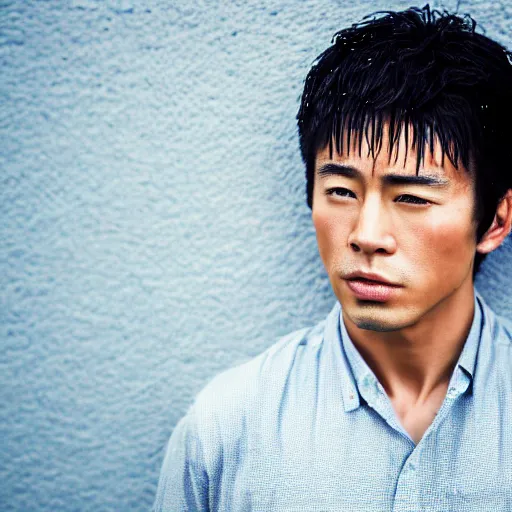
[297,5,512,273]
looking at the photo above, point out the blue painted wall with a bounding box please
[1,0,511,510]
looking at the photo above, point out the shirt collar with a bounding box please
[327,292,484,412]
[459,291,484,378]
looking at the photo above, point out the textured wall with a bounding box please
[1,0,511,510]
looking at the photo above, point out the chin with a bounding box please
[343,302,418,332]
[352,319,396,332]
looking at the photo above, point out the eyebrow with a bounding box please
[317,163,450,187]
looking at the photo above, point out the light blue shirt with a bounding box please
[154,293,512,511]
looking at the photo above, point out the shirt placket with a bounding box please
[356,367,471,512]
[392,369,471,512]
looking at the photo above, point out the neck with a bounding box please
[342,278,476,403]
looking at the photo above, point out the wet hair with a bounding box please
[297,4,512,274]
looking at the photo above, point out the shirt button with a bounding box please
[447,387,458,398]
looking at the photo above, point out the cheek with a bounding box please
[413,211,476,280]
[312,208,349,269]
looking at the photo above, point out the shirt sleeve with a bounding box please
[152,406,209,512]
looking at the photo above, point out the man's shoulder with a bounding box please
[191,315,329,431]
[196,317,327,399]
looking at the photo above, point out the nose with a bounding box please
[348,194,396,255]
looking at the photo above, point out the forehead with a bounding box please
[315,123,475,189]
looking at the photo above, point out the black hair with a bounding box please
[297,4,512,274]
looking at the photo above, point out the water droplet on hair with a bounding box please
[368,58,372,61]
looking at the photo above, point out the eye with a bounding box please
[326,187,356,199]
[395,194,430,205]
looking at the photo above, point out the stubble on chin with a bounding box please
[343,301,413,333]
[352,318,399,332]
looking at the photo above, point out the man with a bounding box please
[154,6,512,511]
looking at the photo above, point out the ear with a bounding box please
[476,189,512,254]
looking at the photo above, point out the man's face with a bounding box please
[312,128,479,332]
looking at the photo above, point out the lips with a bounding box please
[344,272,401,301]
[344,271,397,285]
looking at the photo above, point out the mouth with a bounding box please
[344,271,398,286]
[344,272,402,302]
